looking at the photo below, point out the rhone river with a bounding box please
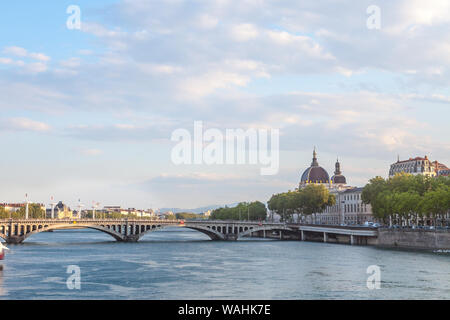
[0,228,449,299]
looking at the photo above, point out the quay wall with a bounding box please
[376,229,450,250]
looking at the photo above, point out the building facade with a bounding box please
[389,156,436,177]
[316,188,373,225]
[0,203,25,212]
[389,156,450,178]
[299,148,374,225]
[434,161,450,177]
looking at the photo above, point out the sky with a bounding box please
[0,0,449,209]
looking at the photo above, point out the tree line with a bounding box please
[267,184,335,222]
[0,204,45,219]
[209,185,336,222]
[176,212,208,220]
[362,173,450,226]
[210,201,267,221]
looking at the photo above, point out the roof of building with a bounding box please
[300,148,330,184]
[393,156,429,165]
[434,162,450,171]
[331,175,347,184]
[342,187,364,193]
[331,158,346,184]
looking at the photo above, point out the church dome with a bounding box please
[300,148,330,185]
[331,175,346,184]
[331,158,347,185]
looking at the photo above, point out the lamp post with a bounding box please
[92,201,99,220]
[25,193,29,220]
[50,196,56,219]
[77,199,84,219]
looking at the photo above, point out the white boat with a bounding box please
[0,242,9,260]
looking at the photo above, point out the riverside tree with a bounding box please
[210,201,267,221]
[14,204,46,219]
[362,173,450,226]
[267,184,335,222]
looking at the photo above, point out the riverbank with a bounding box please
[376,228,450,251]
[253,227,450,251]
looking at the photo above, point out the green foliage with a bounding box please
[362,173,450,223]
[15,204,46,219]
[267,184,335,221]
[0,206,9,219]
[176,212,205,220]
[210,201,267,221]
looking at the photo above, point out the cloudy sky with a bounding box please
[1,0,449,209]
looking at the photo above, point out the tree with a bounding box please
[16,204,45,219]
[0,207,9,219]
[176,212,205,220]
[362,173,450,226]
[421,186,450,226]
[362,176,386,205]
[210,201,268,221]
[268,185,335,222]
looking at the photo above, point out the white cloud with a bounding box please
[80,148,103,156]
[2,118,51,132]
[3,46,50,61]
[230,23,259,41]
[1,0,450,207]
[3,46,28,57]
[196,14,219,29]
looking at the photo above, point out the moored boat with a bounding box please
[0,243,9,260]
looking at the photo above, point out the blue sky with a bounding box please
[1,0,449,209]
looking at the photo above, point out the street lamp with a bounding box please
[92,201,99,219]
[77,199,84,219]
[50,196,57,219]
[25,193,29,220]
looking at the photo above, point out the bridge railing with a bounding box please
[0,218,184,224]
[287,223,378,230]
[0,218,289,226]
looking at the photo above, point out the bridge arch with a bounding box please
[17,224,125,243]
[183,225,225,240]
[135,224,225,241]
[237,225,295,239]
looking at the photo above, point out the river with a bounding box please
[0,228,449,299]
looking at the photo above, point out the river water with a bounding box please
[0,228,449,299]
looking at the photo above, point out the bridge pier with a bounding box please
[323,232,328,243]
[121,234,140,242]
[224,234,238,241]
[350,235,355,245]
[5,236,25,244]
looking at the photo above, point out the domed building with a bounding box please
[299,148,330,188]
[331,158,347,185]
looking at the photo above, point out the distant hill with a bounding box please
[158,203,239,214]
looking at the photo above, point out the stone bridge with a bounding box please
[0,219,295,244]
